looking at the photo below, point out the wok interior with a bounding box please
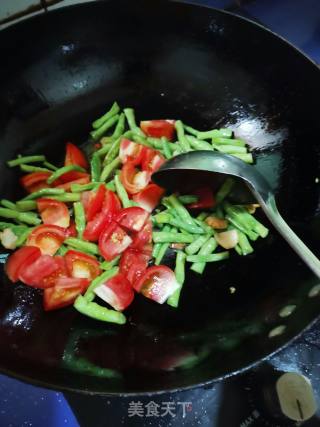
[0,0,320,394]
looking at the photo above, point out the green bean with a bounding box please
[186,135,213,151]
[74,202,86,239]
[212,144,247,155]
[197,128,232,140]
[237,230,254,255]
[0,208,41,225]
[56,245,68,256]
[84,267,119,301]
[65,238,99,256]
[43,161,58,171]
[96,143,113,157]
[187,252,229,263]
[47,165,85,185]
[16,228,32,247]
[175,120,191,152]
[90,114,120,141]
[20,164,51,173]
[0,199,16,210]
[100,157,121,182]
[155,225,173,265]
[152,232,194,244]
[74,294,126,325]
[90,152,101,182]
[111,112,125,139]
[194,218,214,234]
[92,102,120,129]
[0,223,31,247]
[224,203,268,238]
[232,153,253,164]
[49,193,81,203]
[185,234,212,255]
[100,256,121,271]
[15,200,37,211]
[100,137,113,145]
[161,137,171,159]
[226,215,258,241]
[212,137,246,146]
[178,195,198,204]
[7,155,46,167]
[196,212,209,221]
[105,180,116,192]
[167,251,187,308]
[0,221,18,231]
[183,124,200,136]
[104,137,121,165]
[152,243,162,259]
[122,130,134,139]
[71,182,101,193]
[167,194,196,226]
[215,178,235,204]
[114,175,131,208]
[154,212,204,234]
[132,134,153,148]
[235,244,242,256]
[124,108,145,136]
[190,237,217,274]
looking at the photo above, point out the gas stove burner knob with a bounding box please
[275,372,318,422]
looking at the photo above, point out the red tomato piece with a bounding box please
[134,265,179,303]
[120,162,150,195]
[119,139,145,165]
[94,273,134,311]
[5,246,41,283]
[20,172,52,193]
[65,142,89,170]
[132,183,165,213]
[43,277,88,311]
[18,255,62,288]
[141,148,165,173]
[115,207,149,232]
[187,186,215,210]
[99,222,132,261]
[130,219,153,251]
[140,120,175,140]
[41,255,68,288]
[26,224,66,256]
[120,249,150,286]
[83,190,121,241]
[57,171,90,184]
[65,221,77,238]
[81,184,105,221]
[65,250,101,280]
[37,198,70,228]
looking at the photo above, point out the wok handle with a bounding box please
[260,195,320,279]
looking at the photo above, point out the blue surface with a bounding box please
[1,1,320,426]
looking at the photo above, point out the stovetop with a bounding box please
[1,0,320,426]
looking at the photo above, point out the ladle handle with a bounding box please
[260,195,320,279]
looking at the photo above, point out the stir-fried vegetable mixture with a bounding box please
[1,102,269,324]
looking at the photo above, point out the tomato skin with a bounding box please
[65,250,101,280]
[94,273,134,311]
[65,142,89,170]
[5,246,41,283]
[40,256,68,288]
[120,249,150,286]
[37,198,70,228]
[141,148,165,173]
[119,139,145,165]
[134,265,179,303]
[115,207,149,232]
[81,184,105,221]
[132,183,165,213]
[120,162,150,195]
[130,219,153,251]
[65,221,77,238]
[26,224,66,256]
[99,222,132,261]
[20,172,51,193]
[187,186,215,210]
[140,120,175,141]
[19,255,62,288]
[43,277,89,311]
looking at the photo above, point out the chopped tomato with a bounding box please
[140,120,175,141]
[37,198,70,228]
[81,184,105,221]
[115,207,149,232]
[132,183,165,212]
[5,246,41,283]
[187,186,215,210]
[19,255,62,288]
[41,255,68,288]
[20,172,52,193]
[119,139,145,165]
[65,250,101,280]
[65,142,89,170]
[120,249,150,286]
[120,162,150,195]
[141,148,165,173]
[83,190,121,241]
[57,170,90,184]
[134,265,179,303]
[94,273,134,311]
[43,277,88,311]
[65,221,77,238]
[130,219,152,251]
[26,224,66,256]
[99,222,132,261]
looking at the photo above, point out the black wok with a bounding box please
[0,0,320,395]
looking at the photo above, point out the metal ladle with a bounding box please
[152,150,320,279]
